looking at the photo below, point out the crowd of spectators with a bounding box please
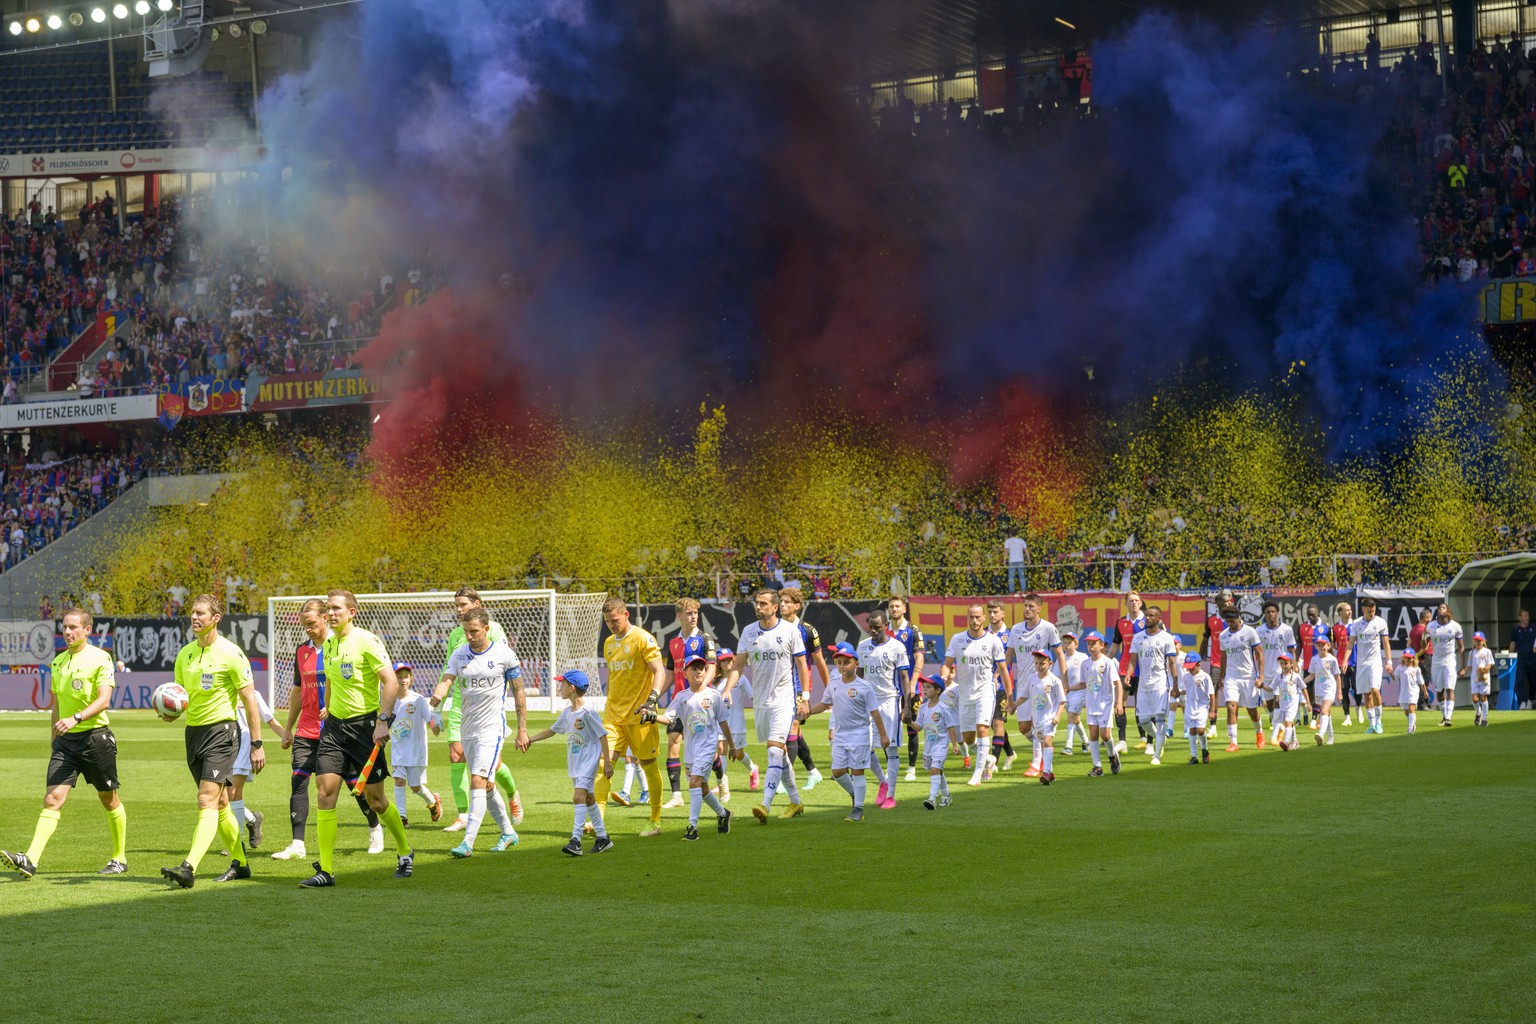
[0,192,436,401]
[0,433,144,571]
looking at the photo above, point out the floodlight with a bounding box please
[91,8,106,23]
[135,1,150,15]
[46,14,62,30]
[157,0,173,9]
[25,17,40,32]
[113,4,129,18]
[69,11,84,26]
[6,21,19,36]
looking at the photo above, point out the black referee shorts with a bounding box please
[47,727,120,791]
[666,717,684,737]
[316,713,389,785]
[185,720,239,785]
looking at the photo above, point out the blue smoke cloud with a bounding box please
[230,2,1483,451]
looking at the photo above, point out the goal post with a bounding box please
[266,590,609,714]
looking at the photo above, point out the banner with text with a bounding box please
[245,369,384,411]
[0,393,157,430]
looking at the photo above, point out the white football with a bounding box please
[151,682,190,722]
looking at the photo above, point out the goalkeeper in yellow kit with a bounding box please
[596,597,667,836]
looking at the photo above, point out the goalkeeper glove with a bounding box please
[638,692,661,723]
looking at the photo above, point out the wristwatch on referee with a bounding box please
[381,713,397,725]
[250,740,263,749]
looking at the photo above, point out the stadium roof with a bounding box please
[862,0,1399,76]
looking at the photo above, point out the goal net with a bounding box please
[266,590,609,713]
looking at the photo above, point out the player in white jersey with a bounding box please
[1219,605,1264,751]
[1058,631,1090,755]
[654,656,734,840]
[1078,630,1123,776]
[1395,649,1424,734]
[943,604,1009,787]
[722,588,809,824]
[1255,601,1297,746]
[1427,604,1464,727]
[1305,635,1341,746]
[1174,651,1213,764]
[915,676,960,809]
[430,609,521,857]
[1349,597,1393,733]
[1005,593,1063,777]
[1025,650,1066,784]
[526,670,613,856]
[856,611,910,809]
[985,600,1019,772]
[1130,605,1180,765]
[231,687,288,853]
[715,649,758,797]
[805,643,890,821]
[1463,631,1493,726]
[388,665,443,826]
[1271,653,1305,751]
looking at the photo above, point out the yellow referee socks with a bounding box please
[317,808,337,874]
[377,803,410,856]
[216,806,246,864]
[25,808,61,865]
[187,807,219,870]
[641,762,664,823]
[106,804,127,863]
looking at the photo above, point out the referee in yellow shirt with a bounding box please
[596,597,667,836]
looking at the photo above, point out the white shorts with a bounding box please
[1066,690,1087,714]
[959,691,997,730]
[1185,708,1210,731]
[922,740,949,770]
[391,765,427,787]
[1034,720,1058,740]
[755,699,794,745]
[234,727,254,777]
[869,697,900,749]
[572,773,597,791]
[1314,679,1337,704]
[1085,708,1113,729]
[1137,687,1169,719]
[1277,690,1300,724]
[687,752,718,781]
[1471,677,1490,696]
[463,731,505,779]
[831,741,873,771]
[1430,662,1456,694]
[1224,676,1261,709]
[1356,662,1383,695]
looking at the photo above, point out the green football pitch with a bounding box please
[1,711,1532,1024]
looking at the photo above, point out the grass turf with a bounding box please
[1,709,1533,1024]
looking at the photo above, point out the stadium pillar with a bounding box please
[144,175,158,208]
[1449,0,1475,62]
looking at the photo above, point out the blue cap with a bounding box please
[1401,649,1417,659]
[920,674,946,691]
[830,641,858,660]
[716,648,734,659]
[1473,631,1486,641]
[393,662,412,673]
[1081,629,1105,643]
[556,669,590,690]
[1182,652,1201,665]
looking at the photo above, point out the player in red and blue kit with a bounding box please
[1112,592,1146,749]
[661,598,717,807]
[780,588,826,790]
[887,597,925,775]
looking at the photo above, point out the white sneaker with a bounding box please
[1002,753,1017,770]
[1149,756,1161,766]
[367,824,385,854]
[663,793,685,809]
[1114,740,1128,755]
[270,840,305,861]
[804,768,823,791]
[938,794,952,807]
[967,773,983,787]
[904,767,917,782]
[443,815,467,832]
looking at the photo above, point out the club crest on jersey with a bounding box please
[575,719,586,731]
[340,663,354,680]
[200,672,214,691]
